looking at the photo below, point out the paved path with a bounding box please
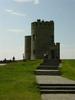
[41,94,75,100]
[36,75,75,100]
[36,75,75,84]
[0,63,6,66]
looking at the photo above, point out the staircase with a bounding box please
[35,62,61,75]
[35,62,75,97]
[35,69,61,75]
[39,84,75,94]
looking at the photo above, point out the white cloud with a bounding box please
[5,9,26,17]
[8,29,25,33]
[5,9,13,13]
[14,0,39,5]
[34,0,39,4]
[14,0,32,2]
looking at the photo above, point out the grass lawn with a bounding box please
[60,59,75,80]
[0,60,42,100]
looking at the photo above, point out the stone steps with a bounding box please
[41,60,60,66]
[35,63,75,97]
[37,65,59,70]
[40,89,75,94]
[39,85,75,90]
[35,69,61,75]
[39,84,75,86]
[39,84,75,94]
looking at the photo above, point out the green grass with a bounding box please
[60,59,75,80]
[1,59,75,100]
[0,60,42,100]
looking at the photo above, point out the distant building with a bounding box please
[24,19,60,61]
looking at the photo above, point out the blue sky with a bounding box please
[0,0,75,60]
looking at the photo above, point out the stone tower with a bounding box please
[31,19,60,60]
[25,36,31,59]
[24,19,60,61]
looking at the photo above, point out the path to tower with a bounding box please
[35,63,75,100]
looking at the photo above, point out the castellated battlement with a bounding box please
[24,19,60,61]
[31,19,54,26]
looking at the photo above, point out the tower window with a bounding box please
[33,50,35,54]
[33,34,36,40]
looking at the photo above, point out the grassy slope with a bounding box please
[0,60,42,100]
[60,59,75,80]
